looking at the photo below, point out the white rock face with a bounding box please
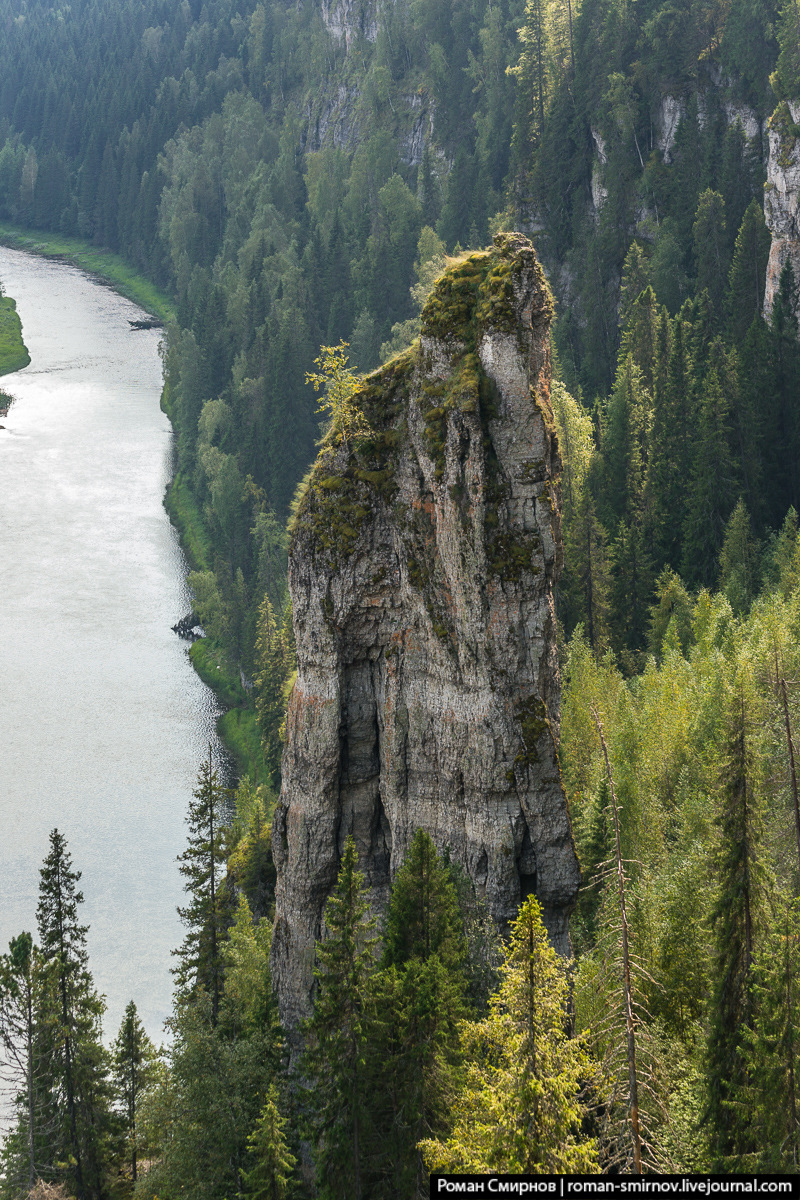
[764,101,800,324]
[658,95,685,163]
[590,128,608,215]
[321,0,378,47]
[722,100,761,143]
[270,234,581,1032]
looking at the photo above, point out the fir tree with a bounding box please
[719,498,761,616]
[681,365,738,587]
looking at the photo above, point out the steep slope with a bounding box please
[270,233,580,1029]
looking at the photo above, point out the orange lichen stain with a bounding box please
[293,690,335,727]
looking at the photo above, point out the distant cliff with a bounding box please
[764,99,800,326]
[270,233,580,1030]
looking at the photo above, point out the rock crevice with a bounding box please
[271,233,581,1030]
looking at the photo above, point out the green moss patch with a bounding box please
[0,296,30,375]
[770,101,800,168]
[514,694,550,770]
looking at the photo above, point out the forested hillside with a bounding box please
[2,0,800,1189]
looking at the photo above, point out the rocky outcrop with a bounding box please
[321,0,378,47]
[270,233,581,1031]
[764,100,800,326]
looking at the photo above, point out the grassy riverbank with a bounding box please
[0,222,175,323]
[166,471,269,785]
[0,294,30,375]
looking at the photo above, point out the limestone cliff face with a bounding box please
[270,233,581,1030]
[764,101,800,325]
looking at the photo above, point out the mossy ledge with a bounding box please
[290,233,557,589]
[272,232,579,1034]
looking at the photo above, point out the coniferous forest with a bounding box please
[2,0,800,1190]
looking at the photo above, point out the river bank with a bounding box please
[0,222,176,324]
[0,225,267,786]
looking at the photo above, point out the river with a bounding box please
[0,245,223,1045]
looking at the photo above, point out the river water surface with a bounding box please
[0,245,222,1044]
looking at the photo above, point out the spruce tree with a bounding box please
[36,830,111,1200]
[726,200,771,344]
[705,689,771,1168]
[112,1000,159,1183]
[648,318,694,570]
[692,189,729,324]
[739,900,800,1169]
[420,896,598,1173]
[371,830,469,1197]
[241,1085,296,1200]
[301,836,376,1200]
[719,498,761,615]
[174,754,230,1025]
[681,365,738,587]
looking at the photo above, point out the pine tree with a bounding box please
[420,896,598,1173]
[174,754,230,1025]
[112,1001,159,1183]
[301,836,376,1200]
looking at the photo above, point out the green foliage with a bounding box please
[726,201,772,343]
[301,836,376,1200]
[306,341,371,449]
[382,830,467,975]
[254,593,295,788]
[421,897,599,1174]
[34,831,115,1199]
[241,1084,296,1200]
[173,756,231,1025]
[112,1001,160,1184]
[705,684,773,1167]
[0,293,30,375]
[719,497,761,615]
[135,990,279,1200]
